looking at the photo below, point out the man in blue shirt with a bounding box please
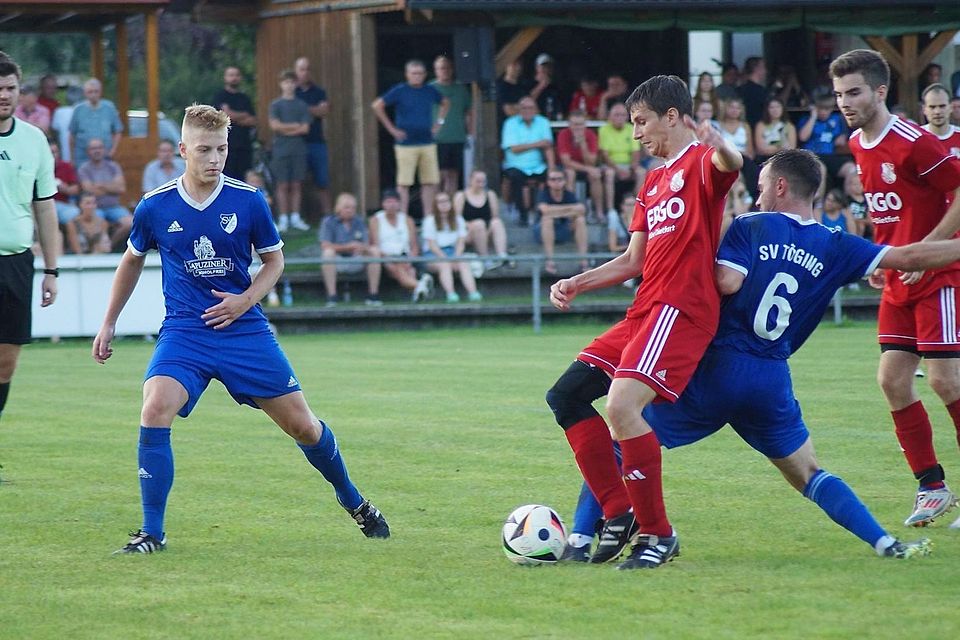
[295,57,331,221]
[534,168,588,274]
[93,104,389,554]
[68,78,123,166]
[561,149,960,566]
[501,96,554,225]
[798,95,848,155]
[372,59,449,218]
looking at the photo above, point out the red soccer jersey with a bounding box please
[923,124,960,206]
[849,116,960,304]
[556,127,598,165]
[627,141,738,331]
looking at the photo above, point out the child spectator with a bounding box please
[268,69,311,233]
[421,193,482,303]
[65,193,111,254]
[798,95,849,155]
[815,188,851,233]
[844,171,871,239]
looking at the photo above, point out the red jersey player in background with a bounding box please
[831,50,960,529]
[547,75,742,569]
[921,83,960,207]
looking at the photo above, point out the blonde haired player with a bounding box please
[93,104,389,554]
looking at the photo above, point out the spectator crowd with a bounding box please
[18,51,960,302]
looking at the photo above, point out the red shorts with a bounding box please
[878,286,960,353]
[577,303,714,401]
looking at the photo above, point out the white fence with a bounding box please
[31,255,165,338]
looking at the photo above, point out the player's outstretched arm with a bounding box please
[549,231,646,311]
[203,248,284,330]
[880,238,960,273]
[92,248,147,364]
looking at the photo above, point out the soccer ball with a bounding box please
[501,504,567,565]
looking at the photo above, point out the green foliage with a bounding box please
[3,323,959,639]
[0,15,255,119]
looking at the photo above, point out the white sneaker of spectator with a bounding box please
[276,214,290,233]
[288,212,310,231]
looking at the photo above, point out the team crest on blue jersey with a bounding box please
[185,235,234,277]
[220,213,238,234]
[881,162,897,184]
[670,170,684,192]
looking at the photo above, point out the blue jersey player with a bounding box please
[567,149,960,562]
[93,105,389,554]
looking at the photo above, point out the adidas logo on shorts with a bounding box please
[287,376,298,387]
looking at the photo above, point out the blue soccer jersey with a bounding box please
[128,174,282,330]
[714,212,888,358]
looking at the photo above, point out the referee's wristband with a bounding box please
[43,268,59,277]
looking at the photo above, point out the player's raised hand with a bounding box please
[550,277,580,311]
[683,114,724,149]
[203,289,254,330]
[92,324,116,364]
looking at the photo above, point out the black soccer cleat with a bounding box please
[349,500,390,538]
[589,510,639,564]
[616,531,680,570]
[113,529,167,555]
[560,543,591,563]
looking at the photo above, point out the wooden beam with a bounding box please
[89,27,104,80]
[863,36,904,76]
[917,30,958,73]
[116,18,129,134]
[899,33,918,118]
[145,9,159,142]
[494,26,544,77]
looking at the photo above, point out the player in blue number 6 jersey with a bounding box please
[568,149,960,562]
[93,105,388,554]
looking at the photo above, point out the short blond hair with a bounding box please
[182,103,231,135]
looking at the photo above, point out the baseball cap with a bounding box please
[535,53,553,66]
[381,188,400,201]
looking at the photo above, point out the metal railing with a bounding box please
[282,252,623,333]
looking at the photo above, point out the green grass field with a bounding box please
[3,322,960,639]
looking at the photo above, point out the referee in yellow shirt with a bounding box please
[0,52,59,420]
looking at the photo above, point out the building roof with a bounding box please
[0,1,169,31]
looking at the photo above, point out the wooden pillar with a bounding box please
[864,31,957,121]
[898,34,918,118]
[116,19,129,134]
[89,28,104,81]
[145,10,160,142]
[350,12,379,212]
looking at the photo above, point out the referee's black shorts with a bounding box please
[0,250,34,344]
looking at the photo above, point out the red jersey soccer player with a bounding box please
[832,50,960,529]
[921,83,960,207]
[548,75,742,569]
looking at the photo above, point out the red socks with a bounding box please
[946,398,960,452]
[619,431,672,538]
[564,416,630,519]
[892,401,939,477]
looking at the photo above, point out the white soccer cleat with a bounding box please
[904,486,958,527]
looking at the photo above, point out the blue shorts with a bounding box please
[642,348,809,459]
[306,141,329,188]
[532,218,572,244]
[423,246,456,259]
[145,324,301,418]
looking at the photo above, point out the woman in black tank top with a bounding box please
[454,170,509,262]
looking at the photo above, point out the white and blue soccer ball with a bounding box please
[501,504,567,565]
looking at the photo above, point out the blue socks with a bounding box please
[803,469,888,550]
[298,421,363,512]
[139,426,174,539]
